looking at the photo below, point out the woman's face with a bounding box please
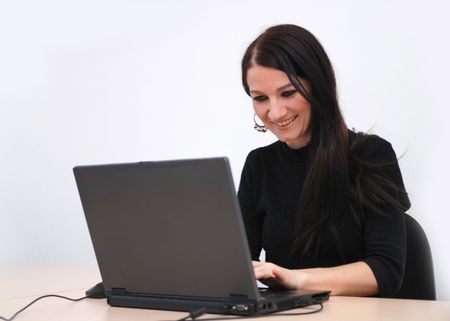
[246,65,312,149]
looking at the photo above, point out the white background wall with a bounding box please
[1,0,449,300]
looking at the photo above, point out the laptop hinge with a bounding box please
[111,288,128,295]
[229,294,250,302]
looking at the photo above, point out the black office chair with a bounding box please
[394,213,436,300]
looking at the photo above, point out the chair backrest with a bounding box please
[394,213,436,300]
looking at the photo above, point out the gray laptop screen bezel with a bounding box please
[74,157,260,301]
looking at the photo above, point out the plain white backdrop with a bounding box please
[1,0,449,300]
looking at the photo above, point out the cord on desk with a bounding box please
[0,294,90,321]
[175,302,324,321]
[177,307,211,321]
[0,294,324,321]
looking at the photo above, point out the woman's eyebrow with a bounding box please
[250,83,293,95]
[277,83,294,91]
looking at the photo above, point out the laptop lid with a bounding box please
[74,157,261,301]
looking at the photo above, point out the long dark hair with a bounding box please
[241,24,408,256]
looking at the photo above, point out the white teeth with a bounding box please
[271,116,297,127]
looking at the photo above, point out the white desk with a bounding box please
[1,267,449,321]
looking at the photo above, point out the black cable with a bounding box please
[0,293,323,321]
[175,302,324,321]
[0,294,89,321]
[177,307,210,321]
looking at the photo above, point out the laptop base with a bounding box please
[108,292,257,315]
[107,289,330,316]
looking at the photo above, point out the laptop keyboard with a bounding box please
[258,288,289,299]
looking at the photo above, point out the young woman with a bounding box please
[238,24,410,297]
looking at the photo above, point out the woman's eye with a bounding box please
[281,90,296,97]
[253,95,267,102]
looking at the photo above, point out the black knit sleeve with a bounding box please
[237,152,263,260]
[360,137,410,297]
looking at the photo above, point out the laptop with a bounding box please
[73,157,330,316]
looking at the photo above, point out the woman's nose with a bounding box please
[268,99,287,121]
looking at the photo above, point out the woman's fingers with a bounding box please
[253,262,277,280]
[252,260,263,268]
[252,262,298,290]
[253,263,276,279]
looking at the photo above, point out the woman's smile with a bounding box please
[270,115,298,128]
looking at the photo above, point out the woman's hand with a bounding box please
[252,260,379,296]
[252,261,305,290]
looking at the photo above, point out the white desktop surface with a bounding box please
[1,267,449,321]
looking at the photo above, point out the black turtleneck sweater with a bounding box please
[237,134,409,297]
